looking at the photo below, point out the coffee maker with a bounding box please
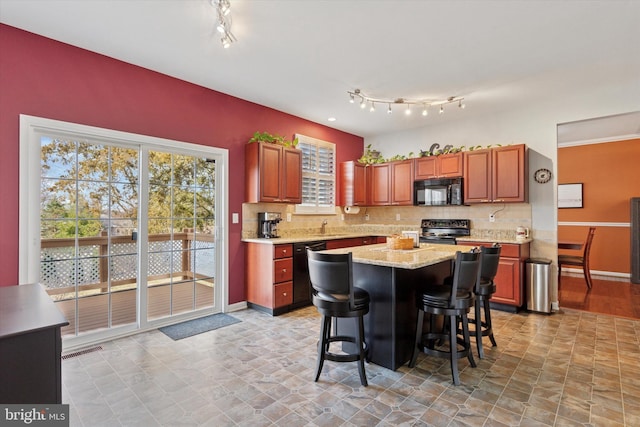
[258,212,282,238]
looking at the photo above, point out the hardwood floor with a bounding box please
[558,274,640,319]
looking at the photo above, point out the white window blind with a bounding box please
[295,134,336,214]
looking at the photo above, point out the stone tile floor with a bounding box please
[62,306,640,426]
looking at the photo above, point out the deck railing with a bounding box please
[41,229,215,299]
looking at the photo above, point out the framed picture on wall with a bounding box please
[558,183,583,208]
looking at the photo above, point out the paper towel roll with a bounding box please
[344,206,360,214]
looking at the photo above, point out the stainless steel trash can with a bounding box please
[526,258,552,313]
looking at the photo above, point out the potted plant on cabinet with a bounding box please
[248,131,299,148]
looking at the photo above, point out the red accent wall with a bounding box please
[0,24,364,303]
[558,138,640,274]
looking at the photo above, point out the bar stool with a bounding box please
[470,244,501,359]
[409,249,482,385]
[307,250,370,386]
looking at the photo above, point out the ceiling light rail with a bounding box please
[211,0,236,48]
[348,89,465,115]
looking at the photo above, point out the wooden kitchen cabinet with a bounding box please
[245,142,302,204]
[414,152,463,180]
[463,144,527,204]
[246,243,294,315]
[368,160,414,206]
[458,241,530,310]
[340,161,368,206]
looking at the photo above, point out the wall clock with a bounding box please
[534,168,552,184]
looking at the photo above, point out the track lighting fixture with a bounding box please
[347,89,465,117]
[211,0,236,48]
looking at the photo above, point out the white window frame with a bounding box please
[19,115,230,349]
[294,134,336,215]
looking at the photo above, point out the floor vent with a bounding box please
[62,346,103,360]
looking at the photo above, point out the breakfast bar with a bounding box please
[323,243,461,370]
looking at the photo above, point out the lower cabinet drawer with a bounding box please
[274,282,293,308]
[273,258,293,283]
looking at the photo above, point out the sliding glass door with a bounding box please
[20,115,227,349]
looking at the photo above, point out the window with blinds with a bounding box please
[295,134,336,214]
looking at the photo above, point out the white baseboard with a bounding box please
[561,268,631,282]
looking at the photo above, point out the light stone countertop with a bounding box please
[242,234,533,245]
[322,243,463,270]
[456,236,533,245]
[242,232,377,244]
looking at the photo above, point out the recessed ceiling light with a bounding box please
[328,117,336,122]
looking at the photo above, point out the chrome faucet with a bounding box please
[321,219,328,234]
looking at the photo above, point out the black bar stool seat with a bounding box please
[308,250,370,387]
[409,249,482,386]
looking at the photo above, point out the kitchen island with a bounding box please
[322,243,462,371]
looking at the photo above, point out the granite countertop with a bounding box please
[456,236,533,244]
[242,232,376,244]
[322,243,462,270]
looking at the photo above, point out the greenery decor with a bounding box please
[361,143,508,164]
[358,144,384,164]
[248,131,298,147]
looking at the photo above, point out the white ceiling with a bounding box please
[1,0,639,139]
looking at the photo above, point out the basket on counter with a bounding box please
[386,235,414,250]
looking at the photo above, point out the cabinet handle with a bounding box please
[282,250,287,254]
[494,199,504,202]
[481,199,490,203]
[282,269,286,273]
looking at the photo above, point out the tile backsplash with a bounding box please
[241,203,532,240]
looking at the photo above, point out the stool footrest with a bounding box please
[417,333,472,361]
[320,336,368,363]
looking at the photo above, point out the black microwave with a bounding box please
[414,177,463,206]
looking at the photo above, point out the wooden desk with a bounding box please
[0,284,69,403]
[558,240,583,250]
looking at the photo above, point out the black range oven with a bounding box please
[420,219,470,245]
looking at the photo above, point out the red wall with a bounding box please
[0,24,364,303]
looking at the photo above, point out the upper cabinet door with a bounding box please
[368,163,391,205]
[492,144,526,203]
[463,149,492,203]
[340,161,367,206]
[438,152,463,177]
[259,143,283,202]
[281,147,302,203]
[390,160,414,205]
[414,157,438,180]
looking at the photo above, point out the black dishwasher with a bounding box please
[292,241,326,309]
